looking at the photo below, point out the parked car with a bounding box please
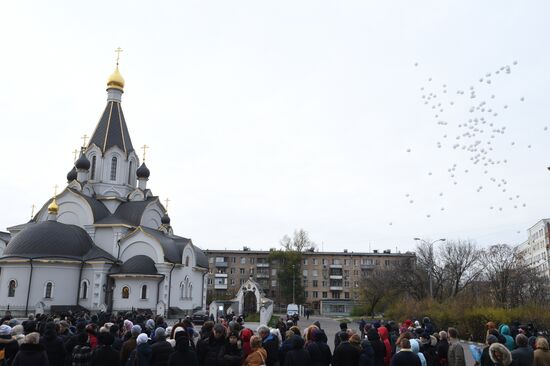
[192,310,209,324]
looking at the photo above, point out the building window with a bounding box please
[312,280,318,287]
[141,285,147,300]
[313,291,318,298]
[303,259,308,265]
[45,282,53,299]
[128,161,133,184]
[230,279,235,286]
[312,259,318,265]
[122,286,130,299]
[249,268,254,275]
[8,280,16,297]
[271,280,277,287]
[312,270,318,277]
[240,268,245,275]
[271,269,277,276]
[322,292,328,298]
[240,257,246,264]
[80,281,88,299]
[230,268,235,274]
[303,279,308,287]
[90,156,97,180]
[322,259,328,265]
[249,258,255,264]
[345,292,350,299]
[110,157,117,181]
[331,291,341,299]
[303,291,308,298]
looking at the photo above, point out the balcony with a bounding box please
[329,264,342,269]
[214,262,228,268]
[256,273,269,279]
[214,284,228,290]
[329,286,343,291]
[329,275,343,280]
[214,273,228,278]
[361,264,375,270]
[256,263,270,267]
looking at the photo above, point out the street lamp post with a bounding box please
[413,237,446,299]
[292,264,296,304]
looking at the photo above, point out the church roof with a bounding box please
[141,227,187,263]
[69,189,111,222]
[0,231,10,243]
[94,197,159,226]
[2,221,115,262]
[114,255,158,275]
[88,101,134,155]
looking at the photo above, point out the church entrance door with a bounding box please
[243,291,257,314]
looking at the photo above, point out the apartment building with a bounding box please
[517,219,550,278]
[204,248,416,316]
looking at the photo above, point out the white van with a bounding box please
[286,303,299,316]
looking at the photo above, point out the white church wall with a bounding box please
[0,265,31,311]
[140,204,163,230]
[119,232,164,263]
[94,227,117,257]
[170,266,205,311]
[112,278,159,312]
[31,264,81,311]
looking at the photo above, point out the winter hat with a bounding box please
[0,325,12,336]
[137,333,148,345]
[131,325,142,337]
[339,322,348,330]
[487,335,498,345]
[155,327,166,339]
[146,319,155,330]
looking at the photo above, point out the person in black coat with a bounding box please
[332,332,360,366]
[197,325,226,366]
[436,331,449,366]
[284,336,311,366]
[12,332,50,366]
[167,332,198,366]
[312,322,328,344]
[333,323,348,350]
[367,328,386,366]
[109,326,123,353]
[150,328,173,366]
[219,332,243,366]
[359,339,375,366]
[391,339,420,366]
[91,333,119,366]
[40,323,66,366]
[305,330,331,366]
[510,334,533,366]
[0,325,19,366]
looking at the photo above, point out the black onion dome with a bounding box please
[136,162,150,178]
[119,255,157,275]
[75,153,90,170]
[3,221,94,259]
[67,167,77,181]
[161,213,171,225]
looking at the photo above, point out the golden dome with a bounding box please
[48,198,59,215]
[107,66,125,91]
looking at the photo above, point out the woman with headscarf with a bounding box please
[305,329,331,366]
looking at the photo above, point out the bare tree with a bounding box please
[280,229,316,252]
[440,240,483,297]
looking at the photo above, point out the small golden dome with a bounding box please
[107,66,125,91]
[48,198,59,215]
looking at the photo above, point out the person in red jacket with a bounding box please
[378,326,392,366]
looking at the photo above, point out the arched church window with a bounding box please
[128,161,133,184]
[188,284,193,300]
[122,286,130,299]
[45,282,53,299]
[81,281,88,299]
[90,156,97,180]
[110,157,118,181]
[185,256,190,267]
[141,285,147,300]
[8,280,16,297]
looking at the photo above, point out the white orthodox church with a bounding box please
[0,62,208,317]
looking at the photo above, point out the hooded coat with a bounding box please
[167,335,198,366]
[497,325,515,352]
[377,327,392,366]
[367,329,386,366]
[489,343,512,366]
[410,339,427,366]
[306,331,331,366]
[12,343,50,366]
[359,340,375,366]
[240,329,254,359]
[40,327,66,366]
[284,337,311,366]
[332,340,360,366]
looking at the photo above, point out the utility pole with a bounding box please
[414,237,446,298]
[292,264,296,304]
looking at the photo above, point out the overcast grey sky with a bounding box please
[1,1,549,252]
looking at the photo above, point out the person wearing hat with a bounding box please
[134,333,152,366]
[39,322,65,366]
[121,325,142,366]
[91,332,119,366]
[167,332,198,366]
[220,331,243,366]
[0,324,19,366]
[150,327,173,366]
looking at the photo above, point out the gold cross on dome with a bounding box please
[115,47,123,66]
[53,184,59,197]
[81,134,89,147]
[30,204,36,219]
[141,144,149,161]
[73,149,79,161]
[164,198,170,210]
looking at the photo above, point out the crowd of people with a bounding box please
[0,311,549,366]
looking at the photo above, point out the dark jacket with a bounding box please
[436,339,449,366]
[136,343,152,366]
[120,337,137,366]
[332,341,360,366]
[0,335,20,366]
[72,344,92,366]
[167,336,198,366]
[64,332,85,366]
[261,333,279,366]
[198,335,226,366]
[367,329,386,366]
[279,337,295,366]
[41,332,66,366]
[91,345,119,366]
[284,337,311,366]
[218,342,243,366]
[13,343,50,366]
[390,350,421,366]
[511,346,534,366]
[359,340,375,366]
[306,337,331,366]
[150,339,173,366]
[333,331,347,350]
[480,346,495,366]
